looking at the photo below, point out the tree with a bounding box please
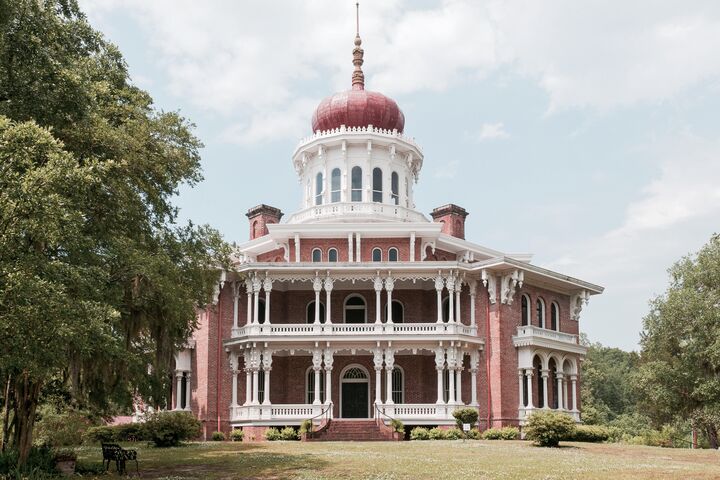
[636,234,720,448]
[0,0,230,463]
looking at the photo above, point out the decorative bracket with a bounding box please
[571,290,590,321]
[481,269,497,304]
[500,270,523,305]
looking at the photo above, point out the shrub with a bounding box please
[524,411,576,447]
[428,427,446,440]
[34,406,93,447]
[570,425,610,443]
[452,407,479,430]
[299,419,313,435]
[83,426,115,444]
[142,411,201,447]
[482,427,520,440]
[410,427,430,440]
[390,419,404,434]
[265,428,282,441]
[445,428,462,440]
[465,428,482,440]
[280,426,299,440]
[211,431,226,441]
[230,429,244,442]
[114,423,144,442]
[0,446,56,477]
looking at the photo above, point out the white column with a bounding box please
[556,373,564,410]
[263,277,272,325]
[518,369,525,409]
[456,353,464,405]
[409,232,416,262]
[252,276,261,324]
[184,373,191,410]
[448,353,456,405]
[348,233,354,262]
[385,276,395,324]
[245,279,252,326]
[435,348,445,404]
[455,282,462,324]
[251,369,259,405]
[324,277,333,324]
[525,371,534,409]
[356,233,361,262]
[244,370,251,406]
[570,375,578,411]
[470,351,479,406]
[324,350,334,405]
[231,369,238,407]
[374,276,383,324]
[294,233,300,263]
[175,372,183,410]
[469,280,477,328]
[563,378,569,411]
[447,276,456,323]
[541,370,549,409]
[262,351,272,405]
[435,276,444,323]
[373,349,383,405]
[232,282,240,329]
[312,350,322,405]
[313,277,322,324]
[385,349,395,404]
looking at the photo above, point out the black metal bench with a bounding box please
[101,442,139,475]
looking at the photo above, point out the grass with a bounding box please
[75,440,720,480]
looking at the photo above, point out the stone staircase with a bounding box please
[305,419,400,441]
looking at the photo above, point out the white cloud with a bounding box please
[476,122,509,141]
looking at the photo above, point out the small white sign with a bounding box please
[462,423,471,432]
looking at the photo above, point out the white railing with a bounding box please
[231,322,478,339]
[285,202,428,224]
[231,403,461,423]
[294,125,423,155]
[519,407,580,423]
[514,325,578,345]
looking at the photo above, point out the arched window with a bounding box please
[331,168,341,203]
[351,166,362,202]
[311,248,322,262]
[550,302,559,331]
[306,367,325,404]
[392,367,404,403]
[372,167,383,202]
[536,298,546,328]
[442,296,457,323]
[388,247,398,262]
[328,248,338,262]
[257,298,266,324]
[315,172,323,205]
[521,294,530,326]
[372,248,382,262]
[535,356,544,408]
[391,172,399,205]
[384,300,404,323]
[344,295,366,324]
[549,358,558,409]
[306,301,326,324]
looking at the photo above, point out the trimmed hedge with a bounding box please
[143,411,202,447]
[524,411,576,447]
[410,427,430,440]
[211,431,226,441]
[390,419,405,434]
[230,429,244,442]
[482,427,520,440]
[452,408,479,430]
[428,427,446,440]
[265,427,299,441]
[570,425,610,443]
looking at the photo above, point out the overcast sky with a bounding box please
[79,0,720,351]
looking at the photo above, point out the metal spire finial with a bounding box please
[352,2,365,90]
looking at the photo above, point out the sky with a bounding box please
[79,0,720,351]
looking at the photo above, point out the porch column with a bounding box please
[469,280,477,329]
[447,276,456,323]
[435,348,446,404]
[294,233,300,263]
[447,349,456,404]
[252,275,261,324]
[385,349,395,404]
[184,373,191,411]
[570,375,578,411]
[355,233,361,262]
[348,233,354,262]
[243,351,251,405]
[245,279,253,326]
[455,353,464,405]
[263,277,272,325]
[455,281,462,323]
[175,372,183,410]
[470,351,479,406]
[563,378,569,411]
[262,351,272,405]
[313,277,322,324]
[518,369,525,409]
[373,349,383,405]
[435,275,444,323]
[385,276,395,324]
[232,282,240,329]
[251,368,259,405]
[312,350,323,405]
[525,370,534,409]
[555,373,564,410]
[374,276,383,324]
[541,370,549,409]
[324,350,334,405]
[230,353,239,407]
[409,231,416,262]
[324,277,333,324]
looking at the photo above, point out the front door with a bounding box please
[341,382,368,418]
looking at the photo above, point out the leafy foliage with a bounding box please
[264,428,281,441]
[482,427,519,440]
[524,411,576,447]
[390,419,404,434]
[32,406,94,447]
[142,412,201,448]
[452,407,479,429]
[230,429,244,442]
[428,428,446,440]
[569,425,610,443]
[444,428,462,440]
[211,431,226,441]
[409,427,430,440]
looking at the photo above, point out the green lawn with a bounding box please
[76,440,719,479]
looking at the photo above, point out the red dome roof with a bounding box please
[311,89,405,133]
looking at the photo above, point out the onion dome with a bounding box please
[311,7,405,134]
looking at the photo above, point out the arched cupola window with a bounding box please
[328,248,338,262]
[536,298,546,329]
[312,248,322,262]
[521,294,530,326]
[372,167,383,203]
[351,167,362,202]
[331,168,341,203]
[550,302,559,331]
[372,248,382,262]
[388,247,398,262]
[315,172,323,205]
[391,172,399,205]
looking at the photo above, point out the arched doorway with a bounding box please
[340,365,370,418]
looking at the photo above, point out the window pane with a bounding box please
[391,172,399,205]
[312,249,321,262]
[521,296,529,326]
[372,168,382,202]
[328,248,338,262]
[331,168,341,203]
[536,300,544,327]
[372,248,381,262]
[315,173,323,205]
[258,300,266,324]
[351,167,362,202]
[392,368,403,404]
[388,248,398,262]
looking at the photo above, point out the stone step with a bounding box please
[309,419,397,442]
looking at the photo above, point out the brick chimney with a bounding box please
[246,204,283,240]
[430,204,469,239]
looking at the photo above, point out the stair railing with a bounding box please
[305,404,332,439]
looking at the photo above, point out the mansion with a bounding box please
[172,25,603,441]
